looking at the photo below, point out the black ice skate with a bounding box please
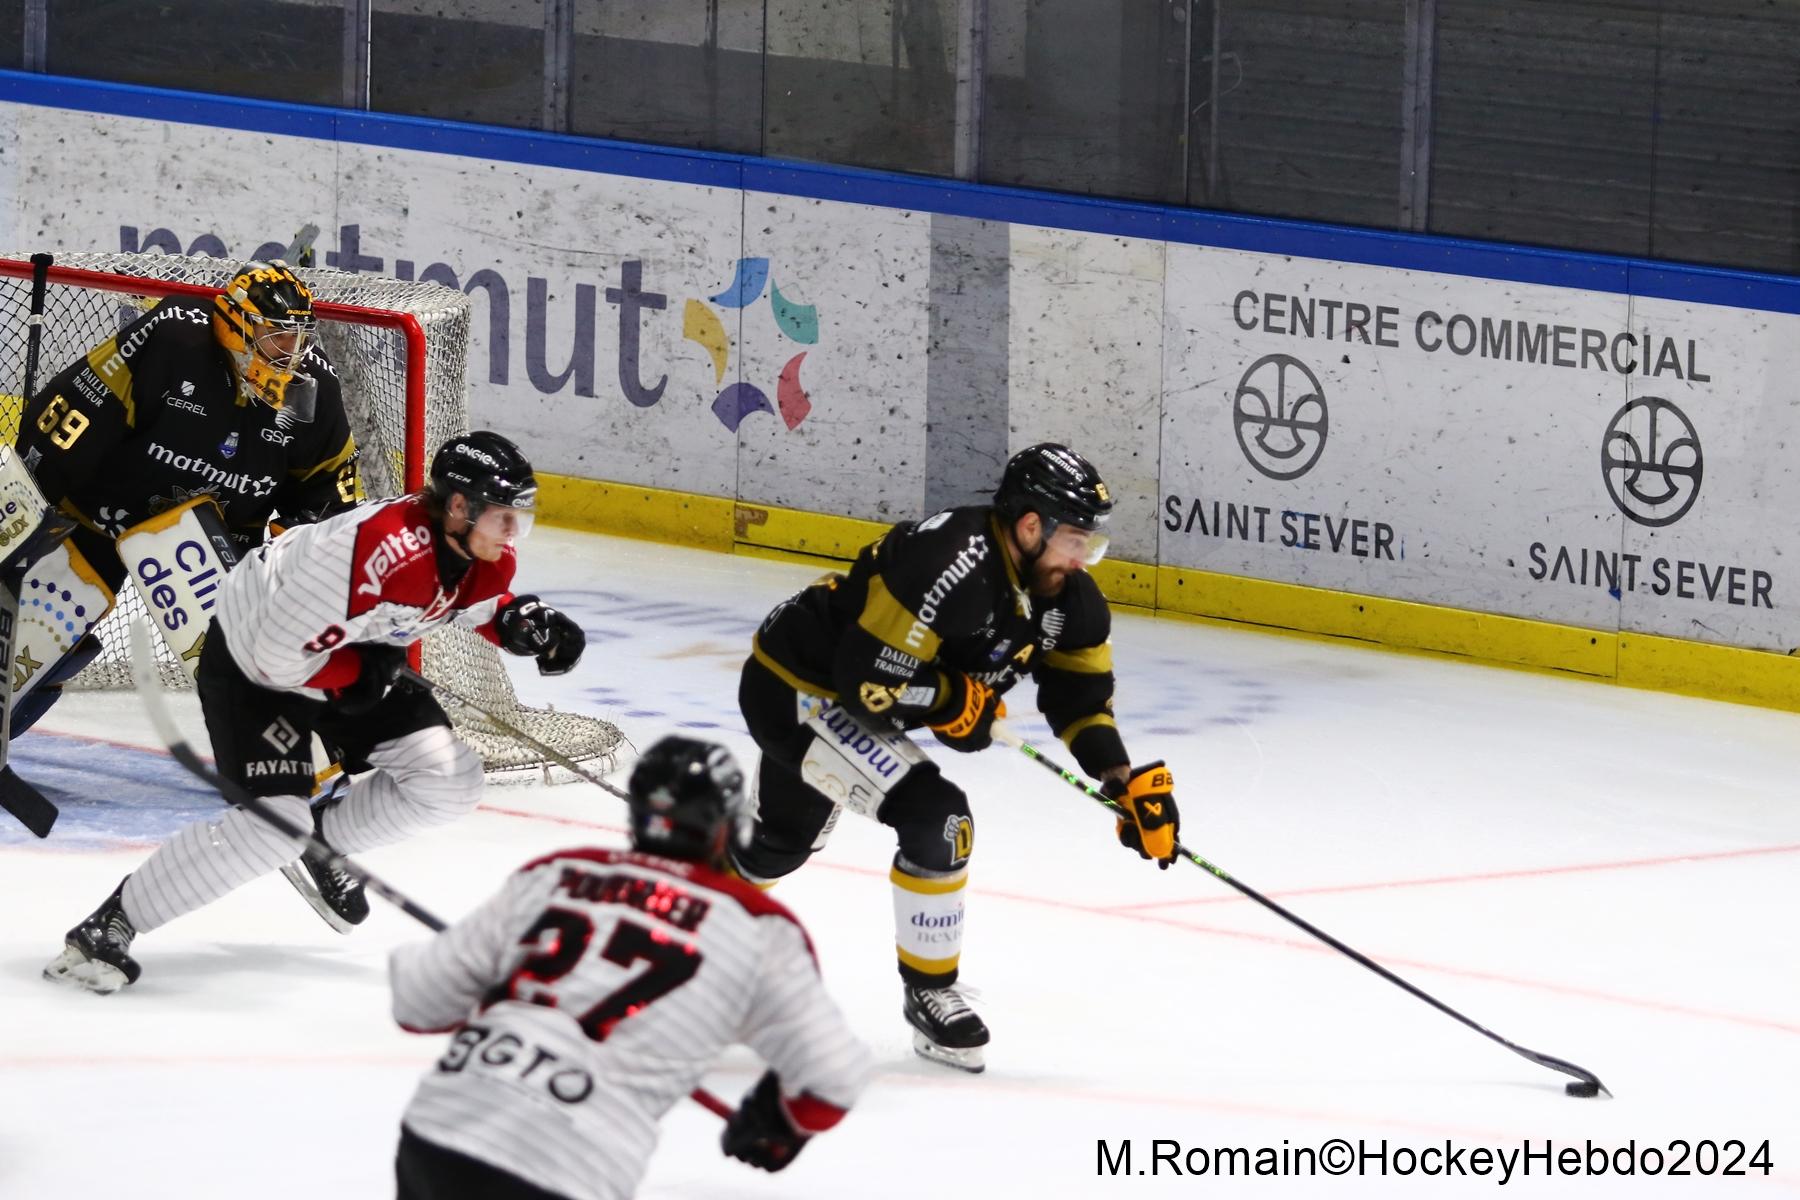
[279,802,369,934]
[903,983,990,1073]
[43,880,142,995]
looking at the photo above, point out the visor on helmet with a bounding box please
[1044,518,1110,566]
[465,487,538,544]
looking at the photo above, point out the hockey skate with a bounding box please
[43,880,141,994]
[903,983,989,1073]
[279,802,369,934]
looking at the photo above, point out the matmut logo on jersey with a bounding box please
[147,444,275,497]
[905,533,988,651]
[357,524,434,597]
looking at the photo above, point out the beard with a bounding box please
[1029,554,1072,596]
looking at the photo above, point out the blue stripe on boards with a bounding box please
[3,69,1797,313]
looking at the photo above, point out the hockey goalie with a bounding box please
[2,260,365,839]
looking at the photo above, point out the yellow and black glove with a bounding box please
[928,672,1006,753]
[1105,761,1179,868]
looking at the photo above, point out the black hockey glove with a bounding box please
[1105,761,1180,869]
[721,1071,810,1173]
[495,594,586,675]
[325,645,410,715]
[927,672,1006,753]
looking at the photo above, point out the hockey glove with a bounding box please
[495,594,586,675]
[1106,761,1180,868]
[325,645,410,715]
[927,673,1006,753]
[721,1071,811,1173]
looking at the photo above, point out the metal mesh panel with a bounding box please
[0,253,621,775]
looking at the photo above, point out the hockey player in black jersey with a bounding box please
[9,259,364,739]
[736,443,1181,1071]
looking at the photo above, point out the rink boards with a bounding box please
[4,71,1800,707]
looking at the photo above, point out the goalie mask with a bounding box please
[212,261,319,417]
[627,736,751,862]
[428,430,539,547]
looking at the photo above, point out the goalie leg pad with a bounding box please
[9,633,101,737]
[9,538,113,714]
[0,442,70,575]
[116,497,240,680]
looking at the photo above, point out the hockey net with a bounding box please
[0,252,622,775]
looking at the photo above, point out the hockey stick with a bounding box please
[124,627,735,1118]
[991,724,1611,1099]
[129,620,449,931]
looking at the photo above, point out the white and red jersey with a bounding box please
[216,494,514,695]
[390,847,872,1200]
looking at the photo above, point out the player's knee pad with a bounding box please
[881,772,973,874]
[370,726,483,827]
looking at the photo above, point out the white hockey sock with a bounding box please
[891,858,967,982]
[121,793,313,933]
[320,725,483,854]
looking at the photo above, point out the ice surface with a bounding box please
[2,528,1795,1198]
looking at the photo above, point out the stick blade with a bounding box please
[0,765,57,837]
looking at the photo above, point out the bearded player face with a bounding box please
[1016,513,1107,596]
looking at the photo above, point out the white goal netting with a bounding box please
[0,252,622,775]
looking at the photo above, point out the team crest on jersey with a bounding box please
[218,432,240,459]
[357,523,434,598]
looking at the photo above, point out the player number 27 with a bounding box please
[36,395,89,449]
[505,908,702,1040]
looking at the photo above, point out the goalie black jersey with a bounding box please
[751,505,1129,777]
[15,296,364,583]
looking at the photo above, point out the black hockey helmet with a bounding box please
[994,443,1114,533]
[627,736,749,861]
[429,431,538,516]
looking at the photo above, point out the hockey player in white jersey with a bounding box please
[44,431,587,994]
[390,736,872,1200]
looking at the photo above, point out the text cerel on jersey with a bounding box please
[1094,1137,1773,1184]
